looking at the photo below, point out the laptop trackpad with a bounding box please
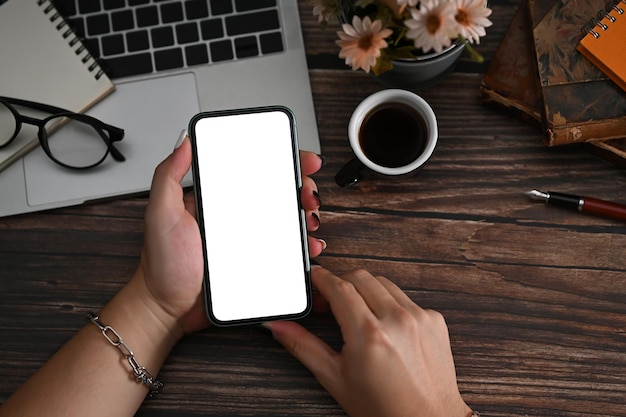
[24,73,200,207]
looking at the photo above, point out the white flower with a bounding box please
[453,0,493,44]
[405,0,457,53]
[311,0,339,24]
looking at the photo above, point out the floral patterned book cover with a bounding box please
[528,0,626,146]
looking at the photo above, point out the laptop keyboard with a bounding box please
[50,0,285,79]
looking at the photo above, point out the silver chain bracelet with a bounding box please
[87,312,163,397]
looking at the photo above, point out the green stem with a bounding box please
[394,27,407,46]
[459,35,484,63]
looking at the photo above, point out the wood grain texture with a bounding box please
[2,1,626,416]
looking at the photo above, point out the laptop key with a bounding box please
[136,6,159,27]
[103,0,126,10]
[210,39,234,62]
[185,44,209,66]
[176,23,200,44]
[154,48,184,71]
[210,0,233,16]
[234,36,258,59]
[151,27,175,48]
[105,53,153,78]
[78,0,101,14]
[161,3,184,24]
[111,10,134,31]
[225,10,279,36]
[260,32,284,54]
[86,14,110,36]
[200,19,224,40]
[185,0,209,19]
[235,0,277,12]
[102,34,125,56]
[126,30,150,52]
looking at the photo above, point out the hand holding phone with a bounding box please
[189,107,311,326]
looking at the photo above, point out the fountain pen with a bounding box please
[525,190,626,221]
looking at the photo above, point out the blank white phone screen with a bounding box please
[193,110,309,323]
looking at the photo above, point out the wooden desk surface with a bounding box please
[2,2,626,416]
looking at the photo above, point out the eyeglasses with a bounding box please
[0,96,125,170]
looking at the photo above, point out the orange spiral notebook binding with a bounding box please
[577,0,626,93]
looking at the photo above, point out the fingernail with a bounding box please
[256,323,274,338]
[310,259,325,269]
[317,154,327,167]
[318,238,327,250]
[174,129,188,150]
[311,212,321,228]
[313,190,322,207]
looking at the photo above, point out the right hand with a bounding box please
[264,267,472,417]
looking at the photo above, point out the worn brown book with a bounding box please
[481,0,542,126]
[481,0,626,166]
[527,0,626,146]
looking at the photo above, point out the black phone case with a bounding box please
[188,106,311,326]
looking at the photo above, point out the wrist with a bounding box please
[96,271,184,373]
[86,312,164,397]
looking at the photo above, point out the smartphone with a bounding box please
[189,106,311,326]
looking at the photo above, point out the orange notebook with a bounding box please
[577,1,626,93]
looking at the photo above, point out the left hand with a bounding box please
[138,136,326,335]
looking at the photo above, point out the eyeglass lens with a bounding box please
[43,116,111,168]
[0,101,18,147]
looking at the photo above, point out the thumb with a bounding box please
[145,133,192,225]
[156,133,192,186]
[149,135,191,202]
[263,321,339,391]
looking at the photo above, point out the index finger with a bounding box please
[311,267,375,332]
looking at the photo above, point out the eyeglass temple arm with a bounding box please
[105,135,126,162]
[1,96,125,139]
[1,96,76,115]
[86,120,126,162]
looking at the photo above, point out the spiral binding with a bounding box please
[36,0,106,80]
[581,0,626,39]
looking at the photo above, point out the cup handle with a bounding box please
[335,158,366,187]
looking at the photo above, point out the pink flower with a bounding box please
[405,1,458,53]
[336,16,393,73]
[452,0,493,44]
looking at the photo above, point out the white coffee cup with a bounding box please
[335,89,438,187]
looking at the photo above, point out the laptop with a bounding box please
[0,0,319,217]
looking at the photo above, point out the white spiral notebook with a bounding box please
[0,0,115,171]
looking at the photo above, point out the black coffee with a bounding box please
[359,102,427,168]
